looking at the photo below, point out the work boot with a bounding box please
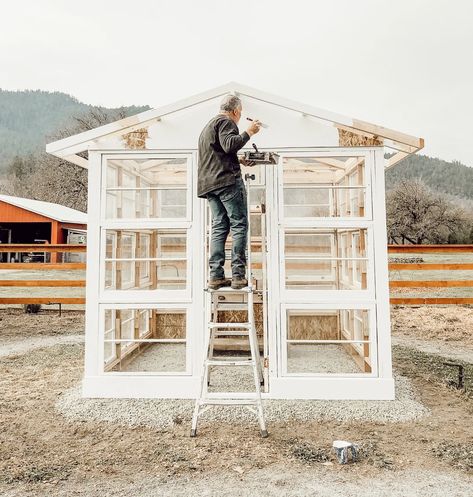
[231,277,248,289]
[208,278,231,290]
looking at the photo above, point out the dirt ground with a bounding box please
[0,306,472,496]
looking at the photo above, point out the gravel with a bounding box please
[55,371,429,429]
[115,343,186,372]
[0,334,84,358]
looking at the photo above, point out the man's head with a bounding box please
[219,94,242,124]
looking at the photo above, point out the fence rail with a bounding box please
[0,244,472,306]
[388,244,473,304]
[0,244,86,305]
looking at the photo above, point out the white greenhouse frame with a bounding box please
[46,82,423,400]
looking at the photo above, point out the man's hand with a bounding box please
[246,120,261,137]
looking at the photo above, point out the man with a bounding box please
[197,94,261,290]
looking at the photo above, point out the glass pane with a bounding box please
[104,229,187,290]
[105,158,187,219]
[103,309,186,372]
[282,156,366,218]
[286,309,371,374]
[287,343,371,374]
[284,229,368,290]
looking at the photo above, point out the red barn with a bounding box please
[0,194,87,263]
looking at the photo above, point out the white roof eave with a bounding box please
[45,81,423,165]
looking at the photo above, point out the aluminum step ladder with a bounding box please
[190,173,268,438]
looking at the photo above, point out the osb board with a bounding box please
[122,128,148,149]
[338,128,383,147]
[154,312,186,339]
[288,314,339,340]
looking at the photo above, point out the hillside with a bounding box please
[0,90,472,204]
[0,89,149,172]
[386,154,473,201]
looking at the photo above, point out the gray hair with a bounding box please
[220,94,242,113]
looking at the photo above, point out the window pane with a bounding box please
[284,229,368,290]
[286,309,371,374]
[282,157,366,218]
[103,309,186,372]
[104,229,187,290]
[105,158,187,219]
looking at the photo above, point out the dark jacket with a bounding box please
[197,114,250,198]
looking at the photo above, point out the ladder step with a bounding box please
[207,287,253,293]
[199,399,258,406]
[206,359,254,367]
[209,322,250,329]
[212,330,249,337]
[214,304,251,311]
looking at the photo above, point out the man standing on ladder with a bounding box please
[197,94,261,290]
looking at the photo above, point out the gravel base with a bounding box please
[114,343,186,372]
[287,344,360,373]
[56,372,429,429]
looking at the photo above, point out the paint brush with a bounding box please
[246,117,269,129]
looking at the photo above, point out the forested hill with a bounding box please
[386,154,473,201]
[1,90,472,202]
[0,89,149,172]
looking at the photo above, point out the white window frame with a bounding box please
[99,303,191,376]
[99,227,191,302]
[100,153,193,224]
[278,151,373,225]
[280,302,378,378]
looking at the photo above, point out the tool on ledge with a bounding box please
[242,143,278,165]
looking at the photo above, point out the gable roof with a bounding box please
[46,81,423,169]
[0,194,87,224]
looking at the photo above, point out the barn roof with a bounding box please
[46,81,423,169]
[0,194,87,224]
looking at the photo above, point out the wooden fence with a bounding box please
[388,244,473,305]
[0,244,86,305]
[0,243,472,306]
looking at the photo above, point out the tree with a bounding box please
[386,179,473,244]
[1,107,129,212]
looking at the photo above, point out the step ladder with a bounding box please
[190,173,268,438]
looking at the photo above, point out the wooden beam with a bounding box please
[352,119,424,149]
[389,263,473,270]
[0,263,86,270]
[0,280,86,287]
[64,154,88,169]
[390,298,473,305]
[0,244,86,253]
[388,244,473,253]
[385,151,409,169]
[390,280,473,288]
[0,297,85,304]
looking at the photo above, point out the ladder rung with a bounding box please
[209,322,250,329]
[207,287,253,293]
[199,399,258,406]
[214,304,250,311]
[212,330,249,336]
[206,359,254,367]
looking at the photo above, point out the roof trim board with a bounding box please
[46,81,423,169]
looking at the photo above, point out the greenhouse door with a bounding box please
[269,149,383,399]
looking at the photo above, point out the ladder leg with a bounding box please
[208,294,218,385]
[248,322,268,437]
[207,328,215,386]
[190,400,200,437]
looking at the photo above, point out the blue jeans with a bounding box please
[207,176,248,280]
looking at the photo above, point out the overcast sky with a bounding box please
[1,0,472,164]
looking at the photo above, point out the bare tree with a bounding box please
[2,108,128,212]
[386,179,472,244]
